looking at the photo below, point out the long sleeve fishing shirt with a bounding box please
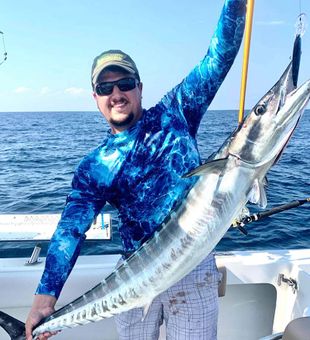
[37,0,246,298]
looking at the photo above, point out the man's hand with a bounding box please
[25,294,57,340]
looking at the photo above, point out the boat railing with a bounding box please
[0,213,112,241]
[0,213,126,259]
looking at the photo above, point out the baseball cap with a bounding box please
[91,50,140,86]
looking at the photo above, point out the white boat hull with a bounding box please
[1,249,310,339]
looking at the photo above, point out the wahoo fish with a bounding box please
[1,34,310,339]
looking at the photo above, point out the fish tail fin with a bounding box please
[0,311,26,339]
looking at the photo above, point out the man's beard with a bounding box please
[110,112,135,127]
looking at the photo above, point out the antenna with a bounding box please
[0,30,7,65]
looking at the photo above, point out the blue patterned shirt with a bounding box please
[37,0,246,298]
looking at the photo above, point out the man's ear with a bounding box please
[138,82,143,93]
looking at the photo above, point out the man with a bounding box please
[26,0,246,339]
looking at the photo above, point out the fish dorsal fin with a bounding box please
[248,178,268,208]
[0,311,25,339]
[182,158,228,178]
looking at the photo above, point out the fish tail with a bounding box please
[0,311,26,339]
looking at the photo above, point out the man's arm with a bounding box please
[36,161,106,298]
[161,0,246,136]
[26,156,106,338]
[35,189,105,298]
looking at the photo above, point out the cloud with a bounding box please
[14,86,32,94]
[64,87,87,95]
[256,20,285,26]
[40,86,51,95]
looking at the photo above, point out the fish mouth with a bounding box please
[274,33,301,115]
[270,78,310,166]
[252,34,301,118]
[276,78,310,127]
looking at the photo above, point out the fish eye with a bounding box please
[254,104,266,115]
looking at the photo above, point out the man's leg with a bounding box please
[114,294,163,340]
[162,253,220,340]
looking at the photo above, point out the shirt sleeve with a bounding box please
[35,156,106,298]
[160,0,246,136]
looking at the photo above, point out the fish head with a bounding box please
[229,56,310,166]
[230,76,310,166]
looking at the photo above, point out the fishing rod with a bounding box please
[232,198,310,236]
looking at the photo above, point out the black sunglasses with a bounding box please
[95,77,139,96]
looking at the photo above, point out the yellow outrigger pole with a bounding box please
[238,0,255,125]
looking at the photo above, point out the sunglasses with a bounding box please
[95,77,139,96]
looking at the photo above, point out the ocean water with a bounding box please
[0,110,309,257]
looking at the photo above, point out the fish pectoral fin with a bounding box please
[182,158,228,178]
[141,302,153,322]
[0,310,25,339]
[248,178,268,208]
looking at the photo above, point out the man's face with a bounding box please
[93,70,143,134]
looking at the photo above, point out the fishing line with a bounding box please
[295,0,307,38]
[0,31,7,65]
[295,13,307,37]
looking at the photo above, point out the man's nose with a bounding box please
[111,84,122,95]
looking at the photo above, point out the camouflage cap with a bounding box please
[91,49,140,86]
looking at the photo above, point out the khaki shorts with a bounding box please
[114,253,220,340]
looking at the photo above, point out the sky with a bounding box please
[0,0,310,112]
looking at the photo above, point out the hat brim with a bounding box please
[92,61,136,85]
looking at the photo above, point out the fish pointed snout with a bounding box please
[303,79,310,104]
[297,79,310,99]
[278,78,310,123]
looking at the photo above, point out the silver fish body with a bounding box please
[33,158,257,335]
[32,40,310,336]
